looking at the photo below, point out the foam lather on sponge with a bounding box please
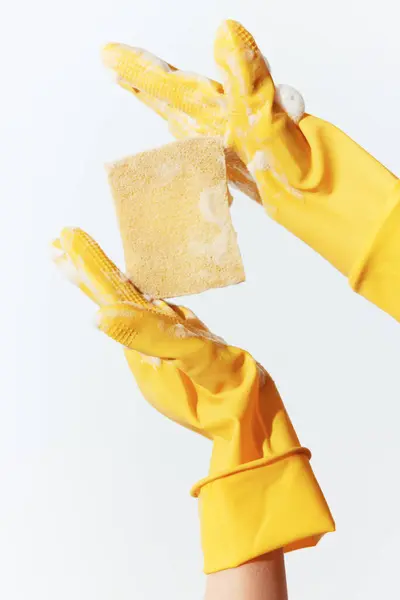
[107,137,245,298]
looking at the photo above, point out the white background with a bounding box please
[2,1,400,598]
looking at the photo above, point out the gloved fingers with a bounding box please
[116,82,217,137]
[96,302,210,360]
[102,42,225,123]
[53,227,145,307]
[51,236,101,305]
[214,21,311,200]
[132,82,259,200]
[117,80,178,120]
[117,68,226,138]
[118,71,226,147]
[53,227,176,317]
[119,83,259,198]
[214,20,275,110]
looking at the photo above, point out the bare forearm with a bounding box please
[204,550,288,600]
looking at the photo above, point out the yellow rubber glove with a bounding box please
[102,22,400,322]
[53,227,335,573]
[101,41,261,202]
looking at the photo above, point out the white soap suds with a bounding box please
[199,185,227,228]
[247,151,303,200]
[139,353,162,368]
[99,306,137,320]
[168,111,200,138]
[247,151,271,175]
[236,127,249,140]
[215,94,228,111]
[101,45,121,70]
[50,243,64,262]
[76,257,116,305]
[188,225,231,265]
[55,234,121,305]
[243,48,255,63]
[195,184,233,263]
[248,110,262,126]
[225,54,247,96]
[273,170,303,200]
[171,71,216,88]
[156,161,182,185]
[54,253,81,287]
[123,46,172,73]
[146,97,169,115]
[156,319,165,331]
[275,84,305,123]
[153,299,165,308]
[104,65,123,84]
[52,234,91,291]
[102,44,172,79]
[174,321,226,345]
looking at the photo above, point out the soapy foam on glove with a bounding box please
[275,84,305,123]
[107,137,245,298]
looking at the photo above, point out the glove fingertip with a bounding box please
[214,20,270,98]
[101,43,121,69]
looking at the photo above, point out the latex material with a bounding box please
[53,227,335,573]
[349,180,400,319]
[101,41,261,202]
[103,21,400,322]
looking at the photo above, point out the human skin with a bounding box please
[204,550,288,600]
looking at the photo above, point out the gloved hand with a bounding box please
[53,227,335,573]
[102,21,400,322]
[101,38,295,203]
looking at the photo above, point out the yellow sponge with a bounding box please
[107,137,245,298]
